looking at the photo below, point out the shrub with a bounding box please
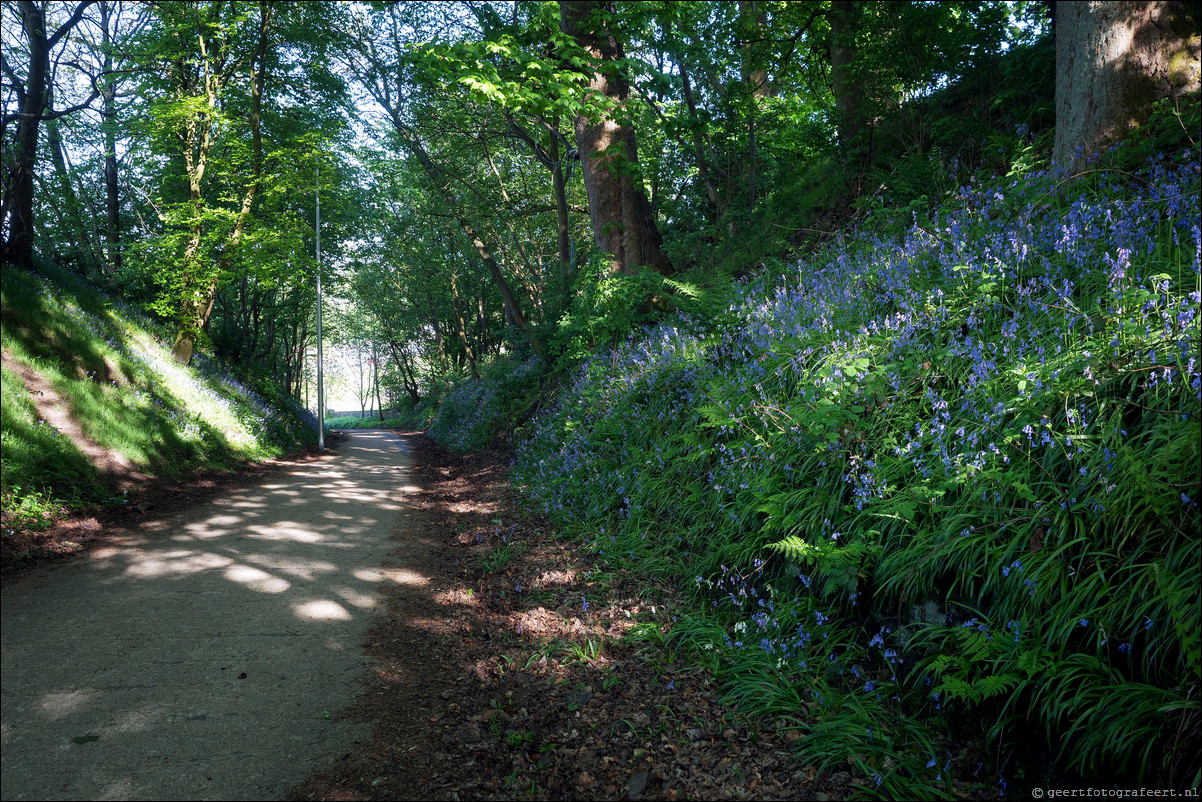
[428,358,545,452]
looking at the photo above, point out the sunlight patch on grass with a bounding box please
[1,263,318,541]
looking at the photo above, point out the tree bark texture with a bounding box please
[739,0,768,211]
[1053,1,1200,169]
[546,122,572,276]
[170,19,223,366]
[449,267,480,379]
[45,108,101,271]
[560,1,672,276]
[829,0,868,178]
[100,0,121,273]
[172,2,273,365]
[2,2,52,267]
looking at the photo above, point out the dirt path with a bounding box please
[1,430,414,801]
[291,435,837,802]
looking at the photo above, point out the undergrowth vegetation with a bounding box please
[1,261,318,532]
[513,148,1201,795]
[427,357,546,452]
[325,414,408,430]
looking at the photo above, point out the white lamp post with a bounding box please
[316,161,325,450]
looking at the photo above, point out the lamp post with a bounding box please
[316,161,325,450]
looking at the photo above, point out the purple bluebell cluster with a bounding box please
[514,151,1201,784]
[429,357,543,451]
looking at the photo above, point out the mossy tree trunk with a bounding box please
[171,1,273,365]
[1053,1,1200,170]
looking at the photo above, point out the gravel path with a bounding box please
[1,430,413,801]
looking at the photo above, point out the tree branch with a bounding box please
[774,6,825,81]
[47,2,96,49]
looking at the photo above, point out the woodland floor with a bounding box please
[286,433,856,802]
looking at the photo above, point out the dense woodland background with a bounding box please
[3,0,1200,796]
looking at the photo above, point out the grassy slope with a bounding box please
[1,262,318,534]
[513,150,1201,792]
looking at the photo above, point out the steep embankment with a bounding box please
[514,152,1201,791]
[1,263,317,564]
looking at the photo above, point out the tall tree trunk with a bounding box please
[358,349,368,417]
[1,1,96,267]
[504,115,574,294]
[424,281,448,371]
[170,103,218,364]
[2,3,51,267]
[173,1,272,364]
[389,341,420,404]
[477,291,489,354]
[1053,1,1200,170]
[170,7,224,365]
[450,269,480,380]
[678,58,728,224]
[739,0,768,212]
[99,0,121,273]
[44,107,101,271]
[560,0,672,276]
[372,342,384,418]
[829,0,868,182]
[547,120,572,273]
[290,312,309,400]
[226,2,272,255]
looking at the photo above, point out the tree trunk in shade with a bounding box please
[1053,1,1200,170]
[828,0,868,179]
[1,2,52,267]
[100,0,121,273]
[560,1,672,276]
